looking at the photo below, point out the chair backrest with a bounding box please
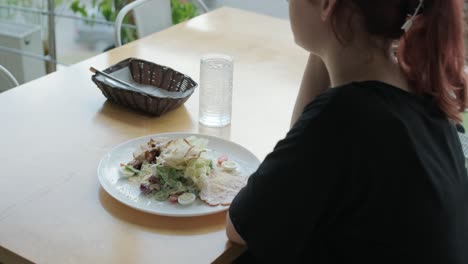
[0,65,19,92]
[114,0,172,47]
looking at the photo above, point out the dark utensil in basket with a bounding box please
[91,58,198,116]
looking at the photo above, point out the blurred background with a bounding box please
[0,0,288,92]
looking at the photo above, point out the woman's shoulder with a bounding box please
[306,80,428,112]
[301,82,376,120]
[299,80,428,130]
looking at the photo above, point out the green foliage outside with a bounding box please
[70,0,136,45]
[70,0,199,45]
[0,0,201,47]
[170,0,198,25]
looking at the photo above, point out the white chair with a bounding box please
[0,65,19,92]
[114,0,173,47]
[114,0,210,47]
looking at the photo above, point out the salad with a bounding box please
[119,136,243,206]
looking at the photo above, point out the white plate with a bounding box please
[97,132,261,217]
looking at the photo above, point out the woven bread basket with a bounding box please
[91,58,198,116]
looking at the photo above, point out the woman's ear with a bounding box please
[321,0,337,21]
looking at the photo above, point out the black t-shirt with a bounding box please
[229,81,468,264]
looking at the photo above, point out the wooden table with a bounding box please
[0,7,308,264]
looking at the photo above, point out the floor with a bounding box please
[204,0,288,19]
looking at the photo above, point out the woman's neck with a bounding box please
[321,42,410,92]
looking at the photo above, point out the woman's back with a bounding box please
[313,81,468,263]
[230,81,468,263]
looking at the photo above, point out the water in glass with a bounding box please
[199,54,233,127]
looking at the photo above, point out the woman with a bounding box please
[226,0,468,263]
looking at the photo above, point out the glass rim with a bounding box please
[201,53,234,62]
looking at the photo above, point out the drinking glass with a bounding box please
[198,53,234,127]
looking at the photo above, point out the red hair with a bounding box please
[332,0,467,122]
[398,0,466,122]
